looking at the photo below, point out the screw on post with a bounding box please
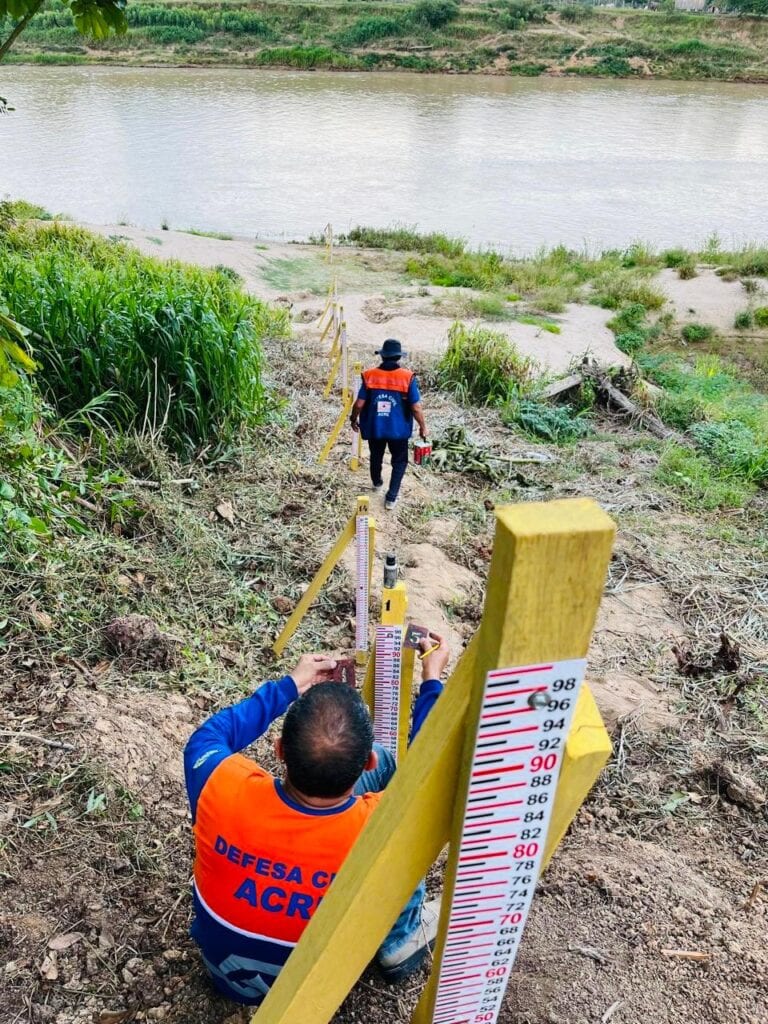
[528,690,551,709]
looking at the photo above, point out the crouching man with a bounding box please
[184,637,448,1006]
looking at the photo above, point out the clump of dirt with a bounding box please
[103,615,181,670]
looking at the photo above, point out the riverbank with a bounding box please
[1,209,767,1024]
[4,2,768,81]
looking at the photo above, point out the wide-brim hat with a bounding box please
[375,338,407,359]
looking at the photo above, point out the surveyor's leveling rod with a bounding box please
[354,509,371,663]
[272,495,375,658]
[361,568,413,763]
[423,659,587,1024]
[318,361,362,465]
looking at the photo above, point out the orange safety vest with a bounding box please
[362,366,414,394]
[193,754,381,944]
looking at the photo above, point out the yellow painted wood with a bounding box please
[253,498,615,1024]
[413,497,615,1024]
[318,302,336,344]
[318,392,354,465]
[272,497,370,657]
[543,681,611,869]
[398,645,415,764]
[323,348,342,399]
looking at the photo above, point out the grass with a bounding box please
[656,444,754,510]
[340,225,465,258]
[5,2,768,80]
[436,321,537,407]
[182,227,235,241]
[0,220,289,453]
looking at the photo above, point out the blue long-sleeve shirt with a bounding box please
[183,676,443,1006]
[184,675,443,821]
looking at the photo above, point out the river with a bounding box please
[1,66,767,251]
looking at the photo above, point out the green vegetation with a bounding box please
[656,443,754,511]
[681,322,716,344]
[505,399,591,443]
[183,227,235,240]
[4,1,768,81]
[0,219,289,452]
[0,0,125,62]
[436,321,536,407]
[643,352,768,504]
[341,225,465,259]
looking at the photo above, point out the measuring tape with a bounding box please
[372,624,403,758]
[431,658,587,1024]
[355,513,370,656]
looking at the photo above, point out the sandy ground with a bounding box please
[657,267,767,331]
[87,224,628,375]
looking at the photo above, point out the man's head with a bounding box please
[376,338,406,364]
[278,683,374,799]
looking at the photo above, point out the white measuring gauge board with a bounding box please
[373,624,403,759]
[431,658,587,1024]
[354,514,370,655]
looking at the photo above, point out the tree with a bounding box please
[0,0,128,64]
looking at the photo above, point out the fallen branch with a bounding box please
[0,729,75,752]
[583,363,675,441]
[660,949,711,962]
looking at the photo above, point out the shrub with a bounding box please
[615,330,646,356]
[335,16,405,46]
[343,225,465,258]
[681,322,715,344]
[467,294,509,319]
[734,310,754,330]
[591,271,665,311]
[409,0,459,28]
[505,399,591,443]
[559,4,590,22]
[437,322,537,406]
[656,444,753,510]
[663,248,690,269]
[0,223,289,452]
[657,392,707,430]
[689,420,768,483]
[754,307,768,328]
[677,261,697,280]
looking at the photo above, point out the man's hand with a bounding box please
[290,653,338,695]
[419,632,449,681]
[350,415,359,433]
[419,426,428,441]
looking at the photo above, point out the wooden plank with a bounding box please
[272,497,368,657]
[412,497,615,1024]
[254,498,614,1024]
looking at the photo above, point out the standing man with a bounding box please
[350,338,427,510]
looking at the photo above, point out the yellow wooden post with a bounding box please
[272,496,371,657]
[252,498,615,1024]
[329,310,342,359]
[323,348,343,399]
[319,302,336,345]
[318,361,360,465]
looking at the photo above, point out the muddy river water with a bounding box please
[1,66,767,249]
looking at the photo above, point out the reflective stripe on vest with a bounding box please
[193,754,380,944]
[362,367,414,394]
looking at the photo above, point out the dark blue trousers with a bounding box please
[369,438,409,502]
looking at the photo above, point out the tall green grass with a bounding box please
[342,225,466,258]
[436,322,537,406]
[0,223,289,453]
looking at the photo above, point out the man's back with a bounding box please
[191,751,380,1002]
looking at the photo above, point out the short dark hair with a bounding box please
[281,684,374,798]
